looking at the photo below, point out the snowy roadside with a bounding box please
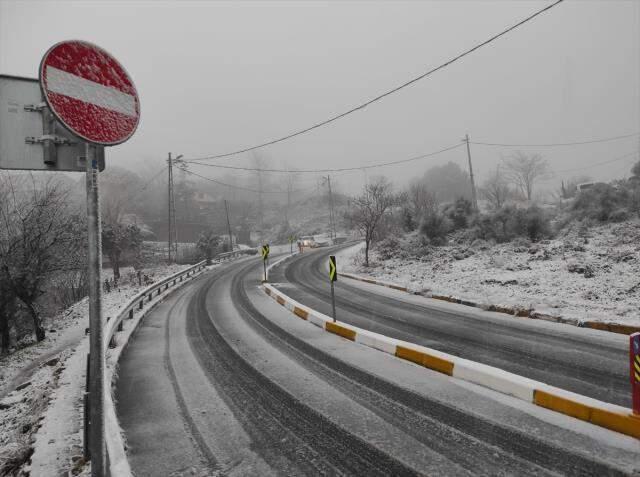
[336,221,640,328]
[0,263,190,476]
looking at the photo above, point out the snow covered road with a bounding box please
[272,246,631,408]
[115,254,639,476]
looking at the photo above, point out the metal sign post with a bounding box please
[261,244,270,282]
[289,235,294,255]
[329,255,337,321]
[85,143,105,473]
[37,40,141,477]
[631,332,640,415]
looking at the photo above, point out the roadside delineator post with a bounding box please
[261,244,270,282]
[329,255,337,322]
[631,332,640,415]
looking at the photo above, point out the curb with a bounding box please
[263,256,640,440]
[339,272,640,336]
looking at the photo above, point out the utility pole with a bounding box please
[285,173,292,225]
[167,152,173,263]
[258,171,264,243]
[224,199,234,252]
[464,134,479,211]
[167,153,183,263]
[326,175,336,242]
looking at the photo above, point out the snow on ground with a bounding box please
[0,263,190,475]
[337,221,640,326]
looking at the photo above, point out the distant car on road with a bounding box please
[300,236,317,248]
[314,237,330,247]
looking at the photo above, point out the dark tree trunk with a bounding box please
[364,239,370,267]
[0,287,13,354]
[112,253,121,281]
[25,301,45,342]
[0,313,9,354]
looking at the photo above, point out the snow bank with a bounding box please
[0,263,192,475]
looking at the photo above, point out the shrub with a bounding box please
[469,205,551,243]
[572,183,629,222]
[520,206,550,242]
[419,210,451,245]
[376,236,401,260]
[443,197,474,230]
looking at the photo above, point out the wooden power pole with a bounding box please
[464,134,479,211]
[224,199,234,252]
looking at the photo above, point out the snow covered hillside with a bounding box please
[338,221,640,327]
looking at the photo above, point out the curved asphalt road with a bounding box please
[116,256,639,476]
[271,245,630,407]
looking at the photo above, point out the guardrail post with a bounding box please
[117,319,123,332]
[139,299,144,310]
[129,309,133,320]
[631,332,640,415]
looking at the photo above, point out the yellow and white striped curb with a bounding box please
[262,278,640,439]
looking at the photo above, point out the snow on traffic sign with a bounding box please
[39,40,140,146]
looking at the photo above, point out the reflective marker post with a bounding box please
[631,332,640,415]
[85,143,106,474]
[329,255,337,322]
[261,244,270,282]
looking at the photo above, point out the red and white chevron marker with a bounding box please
[39,40,140,146]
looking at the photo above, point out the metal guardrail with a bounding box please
[214,248,257,262]
[101,260,207,476]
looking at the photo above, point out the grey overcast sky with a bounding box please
[1,0,639,195]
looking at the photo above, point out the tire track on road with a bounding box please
[232,259,628,477]
[187,265,420,477]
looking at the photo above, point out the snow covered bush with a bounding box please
[419,210,451,245]
[571,183,630,222]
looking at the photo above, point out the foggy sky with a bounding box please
[1,0,639,197]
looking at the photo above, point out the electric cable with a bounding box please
[184,0,565,162]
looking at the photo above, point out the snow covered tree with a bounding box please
[345,177,395,267]
[102,223,142,281]
[502,152,549,201]
[482,166,512,209]
[197,230,220,264]
[0,175,79,342]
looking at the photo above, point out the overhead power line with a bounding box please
[179,167,305,194]
[471,132,639,147]
[126,166,168,203]
[186,143,464,173]
[185,0,565,162]
[551,150,639,174]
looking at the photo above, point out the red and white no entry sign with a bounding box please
[39,40,140,146]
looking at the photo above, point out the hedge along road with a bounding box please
[115,254,639,476]
[271,245,631,408]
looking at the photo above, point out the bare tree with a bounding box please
[0,175,80,342]
[502,151,549,201]
[407,179,438,220]
[345,177,395,267]
[102,223,142,281]
[481,166,511,210]
[100,167,142,225]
